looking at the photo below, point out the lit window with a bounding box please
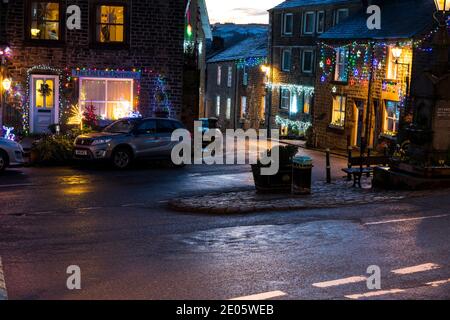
[302,50,314,73]
[334,8,349,25]
[282,49,291,72]
[331,95,346,127]
[303,12,315,34]
[384,101,400,134]
[386,46,399,80]
[30,2,60,40]
[227,66,233,87]
[303,92,312,114]
[34,78,55,108]
[280,88,290,110]
[217,66,222,86]
[226,98,231,120]
[283,13,293,35]
[79,78,133,120]
[216,96,221,116]
[334,47,349,82]
[96,5,125,43]
[260,96,266,120]
[316,11,325,33]
[241,96,247,119]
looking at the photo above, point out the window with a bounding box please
[157,119,179,133]
[260,96,266,120]
[280,88,290,110]
[316,11,325,33]
[282,49,291,72]
[216,96,221,116]
[226,98,231,120]
[334,8,349,25]
[303,12,315,34]
[136,120,157,135]
[384,101,400,134]
[227,66,233,87]
[303,92,312,114]
[28,1,61,41]
[386,46,399,80]
[79,78,134,120]
[331,95,346,127]
[95,5,126,43]
[283,13,293,35]
[243,70,248,86]
[217,66,222,86]
[334,47,349,82]
[302,50,314,73]
[34,78,55,108]
[241,96,247,119]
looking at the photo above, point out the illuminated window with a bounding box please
[35,78,55,108]
[331,95,346,127]
[240,96,247,119]
[226,98,231,120]
[96,5,125,43]
[334,47,349,82]
[386,46,399,80]
[79,78,133,120]
[227,66,233,87]
[303,92,312,114]
[216,96,221,116]
[384,101,400,134]
[260,96,266,120]
[29,2,60,40]
[217,66,222,86]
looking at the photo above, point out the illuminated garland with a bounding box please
[275,115,312,133]
[266,82,314,95]
[236,57,267,69]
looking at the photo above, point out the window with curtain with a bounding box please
[79,78,133,120]
[331,95,346,127]
[96,5,125,43]
[384,101,400,134]
[29,1,60,40]
[386,47,399,80]
[334,47,349,82]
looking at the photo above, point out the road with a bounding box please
[0,148,449,300]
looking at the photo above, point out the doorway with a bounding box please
[30,75,59,133]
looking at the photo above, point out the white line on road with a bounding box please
[312,276,367,288]
[391,263,441,275]
[0,257,8,300]
[364,214,450,226]
[425,278,450,287]
[230,291,287,300]
[345,289,405,300]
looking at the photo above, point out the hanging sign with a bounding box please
[72,69,141,80]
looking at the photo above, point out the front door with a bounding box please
[355,100,365,147]
[31,75,59,133]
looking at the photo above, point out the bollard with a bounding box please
[326,148,331,184]
[347,146,353,181]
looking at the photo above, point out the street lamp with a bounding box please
[434,0,449,13]
[2,78,11,91]
[432,0,450,75]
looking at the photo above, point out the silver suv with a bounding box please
[74,118,185,169]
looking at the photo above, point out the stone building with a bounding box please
[267,0,362,137]
[314,0,435,151]
[206,36,267,130]
[0,0,187,134]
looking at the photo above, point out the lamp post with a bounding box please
[433,0,450,75]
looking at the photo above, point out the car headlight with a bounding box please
[92,138,112,146]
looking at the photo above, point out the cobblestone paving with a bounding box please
[169,180,444,214]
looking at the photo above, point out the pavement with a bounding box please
[0,147,449,300]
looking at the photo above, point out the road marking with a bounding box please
[0,183,34,189]
[230,290,287,300]
[121,203,146,207]
[345,289,405,300]
[0,257,8,300]
[425,278,450,287]
[391,263,441,275]
[364,214,450,226]
[312,276,367,288]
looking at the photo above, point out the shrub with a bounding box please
[31,135,74,165]
[258,145,299,167]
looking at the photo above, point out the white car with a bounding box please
[0,138,25,172]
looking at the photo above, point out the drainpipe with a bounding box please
[364,42,376,152]
[267,10,275,139]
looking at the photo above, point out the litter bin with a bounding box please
[292,156,313,195]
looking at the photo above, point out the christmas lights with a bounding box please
[275,115,312,133]
[236,57,267,69]
[266,82,314,95]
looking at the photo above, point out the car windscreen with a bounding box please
[103,119,139,134]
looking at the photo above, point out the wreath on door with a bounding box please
[38,83,53,97]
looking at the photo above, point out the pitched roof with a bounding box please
[320,0,435,40]
[207,35,268,63]
[271,0,359,11]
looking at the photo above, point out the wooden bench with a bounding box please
[342,167,374,188]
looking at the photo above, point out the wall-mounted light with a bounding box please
[2,78,12,91]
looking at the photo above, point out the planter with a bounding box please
[251,164,292,194]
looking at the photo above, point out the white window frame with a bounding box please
[334,47,349,82]
[335,8,349,25]
[226,98,231,120]
[281,49,292,72]
[283,13,294,36]
[79,77,134,120]
[280,88,290,110]
[302,50,314,73]
[386,46,399,80]
[240,96,247,119]
[243,69,248,86]
[216,95,221,116]
[227,66,233,88]
[303,11,315,35]
[331,95,346,127]
[384,101,400,134]
[217,66,222,86]
[316,11,325,33]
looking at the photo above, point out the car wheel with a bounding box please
[0,150,7,172]
[112,148,132,169]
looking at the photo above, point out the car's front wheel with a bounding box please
[0,150,8,172]
[112,148,132,169]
